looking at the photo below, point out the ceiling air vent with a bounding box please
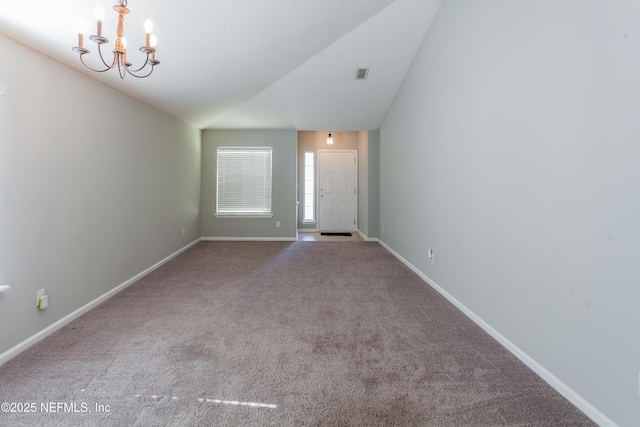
[355,68,369,80]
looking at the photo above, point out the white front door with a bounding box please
[318,150,357,231]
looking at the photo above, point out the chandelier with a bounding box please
[72,0,159,79]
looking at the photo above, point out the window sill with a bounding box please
[215,214,274,219]
[301,220,316,224]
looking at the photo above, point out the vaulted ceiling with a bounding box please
[0,0,441,130]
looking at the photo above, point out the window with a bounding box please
[303,151,315,222]
[216,147,272,217]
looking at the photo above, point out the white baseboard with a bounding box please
[201,237,297,242]
[356,229,379,242]
[377,239,617,427]
[0,238,202,366]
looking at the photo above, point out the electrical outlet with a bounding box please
[428,249,434,263]
[276,221,281,228]
[182,227,186,235]
[382,225,385,232]
[36,289,45,307]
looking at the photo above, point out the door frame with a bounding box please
[317,149,358,232]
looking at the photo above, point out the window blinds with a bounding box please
[217,147,272,215]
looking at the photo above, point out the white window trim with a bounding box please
[216,146,273,217]
[215,214,274,219]
[302,151,316,223]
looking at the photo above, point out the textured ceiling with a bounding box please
[0,0,442,130]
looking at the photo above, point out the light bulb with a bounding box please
[94,7,104,36]
[75,21,88,35]
[144,19,154,34]
[150,34,157,48]
[94,6,104,21]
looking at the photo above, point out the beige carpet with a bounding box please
[0,241,595,426]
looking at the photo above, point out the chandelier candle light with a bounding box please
[73,0,159,79]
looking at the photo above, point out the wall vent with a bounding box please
[355,68,369,80]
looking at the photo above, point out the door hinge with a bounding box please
[354,188,356,195]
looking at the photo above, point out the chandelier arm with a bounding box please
[116,59,127,79]
[125,64,156,79]
[96,43,118,69]
[79,54,112,73]
[125,56,152,73]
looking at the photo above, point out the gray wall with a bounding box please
[357,130,380,240]
[379,1,640,426]
[367,130,380,239]
[0,34,201,356]
[201,129,297,239]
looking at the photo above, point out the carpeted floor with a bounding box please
[0,241,595,426]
